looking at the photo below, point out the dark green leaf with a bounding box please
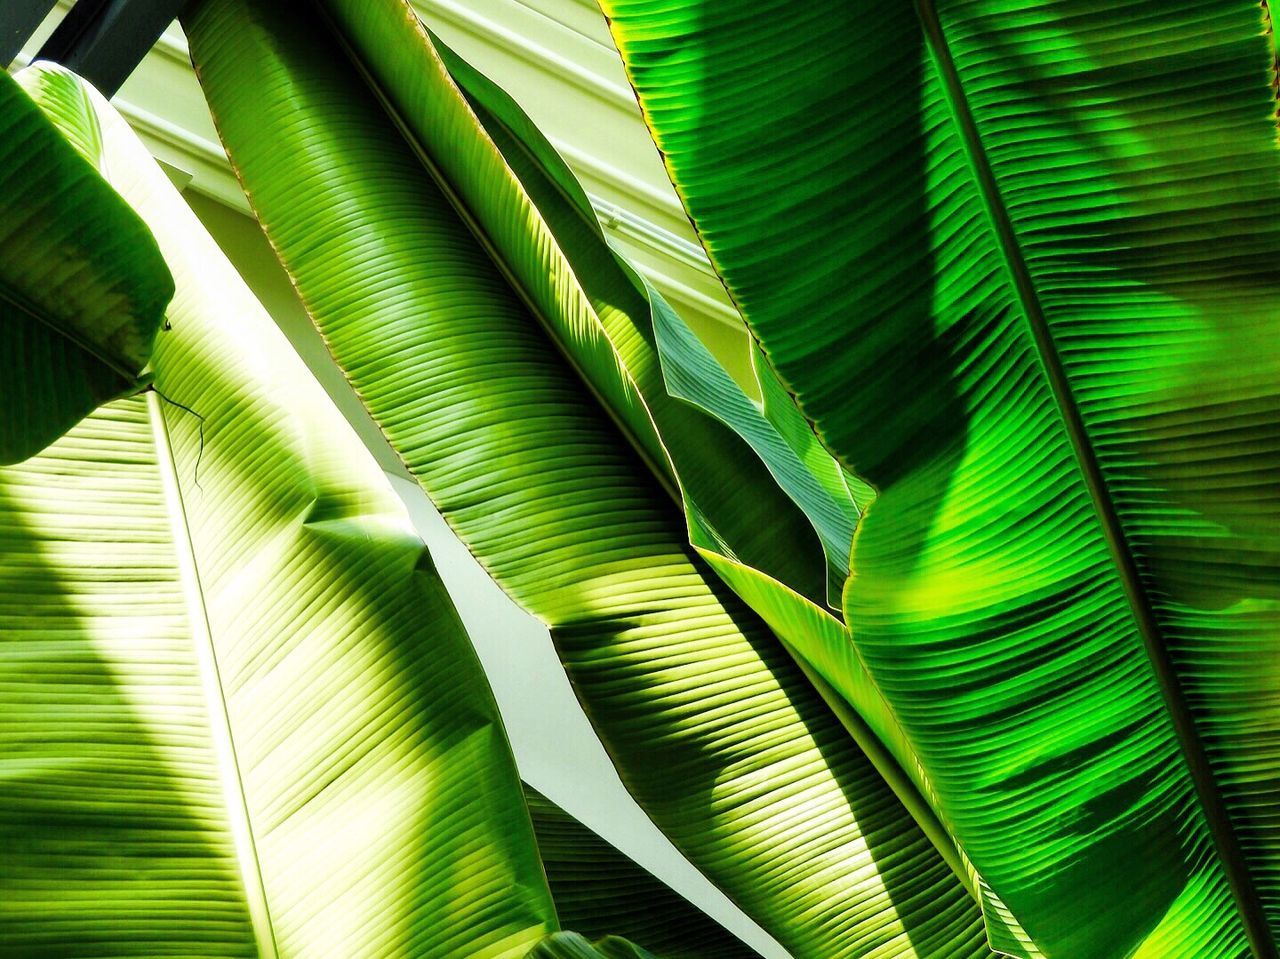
[0,67,171,463]
[603,1,1280,955]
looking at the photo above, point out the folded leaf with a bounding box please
[3,64,555,959]
[603,1,1280,956]
[433,35,862,607]
[0,67,171,463]
[184,1,993,955]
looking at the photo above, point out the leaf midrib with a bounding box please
[912,3,1277,956]
[147,390,280,959]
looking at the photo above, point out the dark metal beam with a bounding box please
[35,0,188,97]
[1,0,59,69]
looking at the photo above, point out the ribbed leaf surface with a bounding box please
[442,34,863,605]
[0,68,171,463]
[323,1,834,614]
[431,22,968,903]
[652,302,866,598]
[457,40,1000,938]
[525,786,757,959]
[184,1,993,955]
[602,1,1280,956]
[1,64,555,959]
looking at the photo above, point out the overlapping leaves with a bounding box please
[0,68,171,463]
[3,63,555,959]
[184,0,992,955]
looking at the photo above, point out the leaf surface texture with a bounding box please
[184,1,994,955]
[602,1,1280,955]
[0,68,171,463]
[1,65,555,959]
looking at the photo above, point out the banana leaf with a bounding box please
[3,63,556,959]
[443,38,1010,954]
[601,1,1280,957]
[431,35,867,606]
[183,1,993,955]
[0,67,171,464]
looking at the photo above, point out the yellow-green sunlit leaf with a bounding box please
[3,63,556,959]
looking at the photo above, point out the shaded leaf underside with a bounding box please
[0,68,171,464]
[525,786,759,959]
[525,931,659,959]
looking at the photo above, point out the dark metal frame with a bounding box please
[1,0,59,69]
[4,0,188,97]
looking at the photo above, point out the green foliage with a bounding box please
[524,932,659,959]
[183,0,991,956]
[7,0,1277,956]
[0,67,171,463]
[2,64,555,959]
[525,786,758,959]
[603,1,1280,956]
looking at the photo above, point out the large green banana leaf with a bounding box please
[429,33,1002,951]
[3,63,556,959]
[184,1,992,955]
[525,786,757,959]
[451,71,1010,951]
[602,2,1280,957]
[0,68,171,464]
